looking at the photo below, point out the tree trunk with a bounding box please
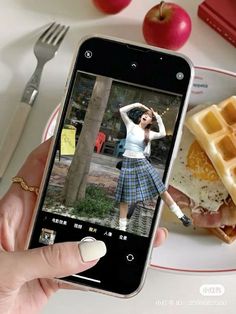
[63,76,112,206]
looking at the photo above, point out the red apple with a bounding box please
[92,0,132,14]
[142,1,192,50]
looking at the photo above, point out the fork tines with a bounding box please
[39,22,70,46]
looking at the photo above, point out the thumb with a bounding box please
[1,241,106,287]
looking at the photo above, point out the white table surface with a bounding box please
[0,0,235,313]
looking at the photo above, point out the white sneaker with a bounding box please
[119,218,127,231]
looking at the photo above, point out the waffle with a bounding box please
[185,96,236,206]
[208,226,236,244]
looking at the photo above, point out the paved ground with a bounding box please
[43,154,162,237]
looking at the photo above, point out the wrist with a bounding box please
[155,114,162,122]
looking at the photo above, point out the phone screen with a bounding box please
[29,37,193,296]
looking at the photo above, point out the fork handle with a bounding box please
[21,61,44,105]
[0,102,31,178]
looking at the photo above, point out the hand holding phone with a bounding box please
[27,36,194,297]
[0,133,171,314]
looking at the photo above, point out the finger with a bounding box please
[0,139,53,249]
[153,227,168,247]
[16,138,52,192]
[52,279,89,291]
[4,139,52,204]
[38,278,90,296]
[0,241,106,288]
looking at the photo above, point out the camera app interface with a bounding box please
[40,71,183,242]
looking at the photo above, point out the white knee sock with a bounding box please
[169,203,184,218]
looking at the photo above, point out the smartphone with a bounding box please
[27,36,194,297]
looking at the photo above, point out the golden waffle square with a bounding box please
[208,226,236,244]
[185,96,236,205]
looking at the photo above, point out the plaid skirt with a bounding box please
[115,157,167,204]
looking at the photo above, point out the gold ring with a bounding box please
[12,176,39,196]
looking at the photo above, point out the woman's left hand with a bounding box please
[150,107,158,116]
[150,107,162,122]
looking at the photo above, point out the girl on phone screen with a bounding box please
[115,102,191,231]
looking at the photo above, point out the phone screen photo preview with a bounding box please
[41,71,183,237]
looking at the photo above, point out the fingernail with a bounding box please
[79,241,107,262]
[161,227,168,239]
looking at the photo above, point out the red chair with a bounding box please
[94,132,106,153]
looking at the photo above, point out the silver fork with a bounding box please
[0,22,69,178]
[21,22,70,105]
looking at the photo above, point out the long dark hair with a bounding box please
[142,110,156,145]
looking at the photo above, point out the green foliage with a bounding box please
[72,185,114,218]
